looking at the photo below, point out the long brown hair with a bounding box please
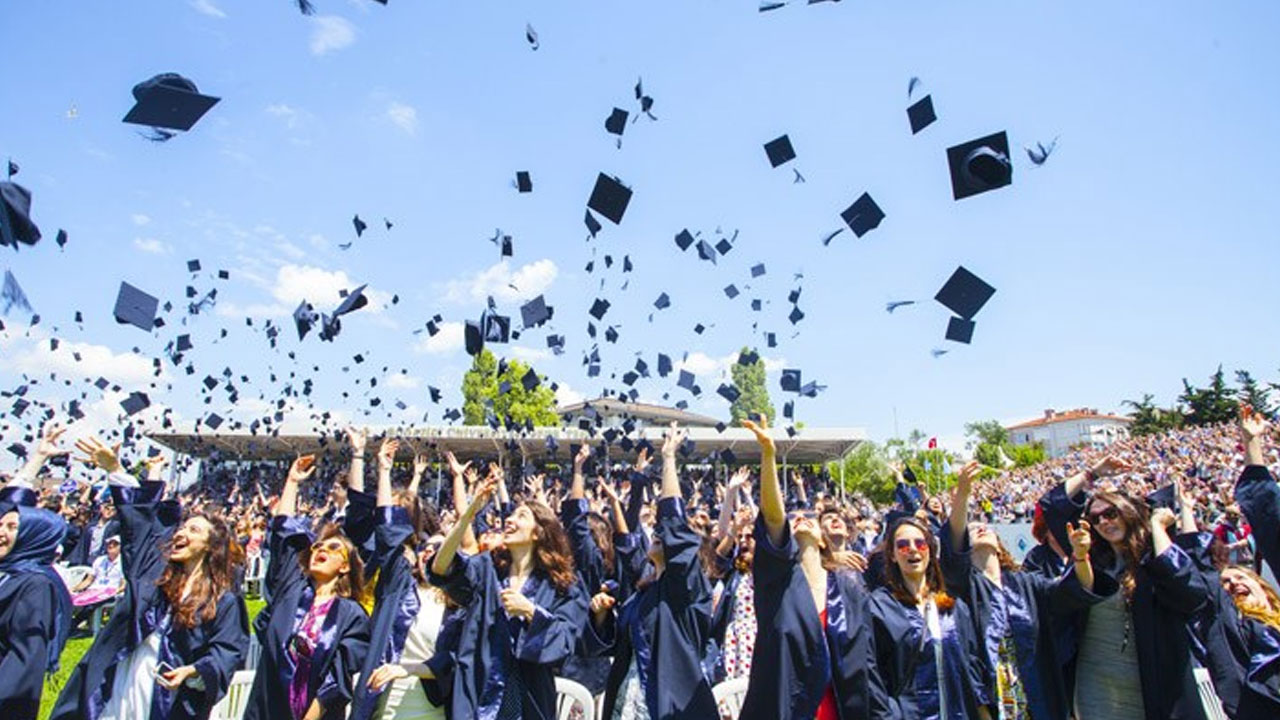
[156,514,244,629]
[493,502,577,593]
[587,512,616,578]
[300,523,366,601]
[1086,490,1150,601]
[1226,565,1280,630]
[883,517,951,609]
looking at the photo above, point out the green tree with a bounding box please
[1235,370,1274,415]
[827,441,896,504]
[729,346,776,425]
[461,349,560,427]
[965,419,1012,468]
[1179,366,1239,426]
[1123,393,1184,436]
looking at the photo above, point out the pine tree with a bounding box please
[729,346,776,425]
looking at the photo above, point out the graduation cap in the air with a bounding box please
[946,131,1013,200]
[763,135,796,168]
[334,285,370,317]
[717,383,741,403]
[945,316,975,344]
[428,386,443,403]
[654,293,671,310]
[840,192,884,238]
[605,108,629,139]
[204,413,224,431]
[799,381,826,398]
[120,391,150,416]
[186,259,201,272]
[724,285,740,299]
[293,301,318,340]
[113,282,159,331]
[515,171,533,193]
[657,353,673,377]
[677,370,697,392]
[935,266,996,319]
[353,215,368,237]
[1,271,31,316]
[695,239,718,265]
[907,95,936,134]
[122,73,220,132]
[674,229,694,252]
[587,173,632,225]
[1145,484,1178,512]
[464,320,483,356]
[0,181,41,249]
[751,263,767,278]
[481,310,510,344]
[781,369,802,393]
[589,298,611,321]
[521,368,541,392]
[520,295,552,328]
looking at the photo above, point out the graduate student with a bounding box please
[429,461,588,720]
[51,437,248,720]
[586,422,719,720]
[350,438,453,720]
[740,415,883,720]
[243,455,370,720]
[0,423,74,719]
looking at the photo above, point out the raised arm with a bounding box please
[1066,519,1094,592]
[346,427,367,493]
[376,437,399,507]
[445,451,471,516]
[432,471,497,577]
[597,475,628,535]
[1063,454,1132,500]
[276,456,316,517]
[744,416,783,546]
[791,471,808,510]
[408,450,428,498]
[660,422,685,499]
[8,422,70,490]
[717,467,747,540]
[570,443,592,500]
[949,461,981,552]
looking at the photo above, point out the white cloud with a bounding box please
[511,346,551,363]
[8,336,166,388]
[414,322,463,355]
[190,0,226,18]
[266,104,298,125]
[220,264,391,320]
[133,237,170,254]
[131,213,152,226]
[386,102,418,135]
[678,351,787,379]
[554,383,585,407]
[443,259,558,305]
[310,16,356,56]
[386,372,421,389]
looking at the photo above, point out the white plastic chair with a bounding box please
[208,669,255,720]
[244,554,266,598]
[57,564,94,590]
[243,633,263,671]
[1193,667,1229,720]
[555,676,596,720]
[712,676,750,720]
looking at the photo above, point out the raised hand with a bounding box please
[1240,403,1270,443]
[1088,455,1132,481]
[633,446,651,473]
[728,466,750,491]
[524,474,547,505]
[1151,507,1177,531]
[661,421,686,458]
[956,460,981,493]
[499,587,536,620]
[143,453,169,481]
[35,422,70,460]
[1066,520,1092,559]
[742,415,774,453]
[377,438,400,472]
[413,452,429,478]
[598,476,621,504]
[574,443,592,468]
[346,426,368,455]
[288,455,317,483]
[445,450,470,478]
[74,436,123,473]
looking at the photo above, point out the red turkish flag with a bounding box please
[927,437,938,449]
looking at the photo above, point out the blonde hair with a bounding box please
[1226,565,1280,630]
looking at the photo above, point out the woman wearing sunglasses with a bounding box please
[1052,478,1210,720]
[868,514,990,719]
[429,459,587,720]
[942,460,1088,720]
[738,416,882,720]
[583,423,719,720]
[348,438,453,720]
[244,455,371,720]
[53,439,248,720]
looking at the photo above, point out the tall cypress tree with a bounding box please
[729,346,776,425]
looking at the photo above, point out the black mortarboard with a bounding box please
[521,368,540,392]
[1145,484,1178,511]
[218,270,229,279]
[122,73,220,132]
[840,192,885,238]
[693,323,706,334]
[205,413,224,430]
[175,334,193,352]
[907,95,936,134]
[751,299,762,311]
[605,108,629,137]
[654,292,670,310]
[721,448,738,465]
[715,238,733,256]
[1,270,31,315]
[0,182,41,248]
[429,386,443,403]
[589,298,611,321]
[516,171,533,193]
[717,383,741,403]
[353,215,367,237]
[604,326,619,343]
[945,316,975,344]
[799,381,825,398]
[751,263,766,278]
[113,282,158,331]
[120,391,150,416]
[788,306,804,324]
[674,229,694,251]
[903,465,919,484]
[724,284,739,299]
[763,135,796,168]
[677,370,696,391]
[934,266,996,319]
[946,131,1013,200]
[587,173,632,224]
[696,240,717,265]
[482,311,510,343]
[658,353,673,377]
[186,259,201,272]
[783,400,795,419]
[585,211,602,238]
[56,229,67,248]
[766,332,777,348]
[293,301,317,340]
[334,285,369,316]
[738,350,759,366]
[500,235,513,257]
[547,334,565,353]
[464,320,483,356]
[781,369,801,393]
[520,295,552,328]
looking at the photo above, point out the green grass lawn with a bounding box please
[38,597,267,720]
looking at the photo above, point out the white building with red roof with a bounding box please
[1005,408,1132,459]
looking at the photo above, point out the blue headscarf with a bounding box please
[0,506,73,673]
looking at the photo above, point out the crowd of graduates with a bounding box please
[1,406,1279,720]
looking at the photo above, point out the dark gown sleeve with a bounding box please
[613,530,649,601]
[1235,464,1280,578]
[112,481,180,593]
[1240,618,1280,710]
[259,515,313,632]
[561,498,604,595]
[624,471,651,534]
[315,600,371,712]
[1038,481,1087,560]
[514,578,588,665]
[654,497,707,608]
[428,550,492,614]
[343,489,378,567]
[0,574,59,710]
[1143,543,1209,615]
[190,592,250,711]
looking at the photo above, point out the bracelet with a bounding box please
[1073,554,1089,563]
[1084,469,1097,484]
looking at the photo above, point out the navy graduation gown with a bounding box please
[51,480,249,720]
[349,505,453,720]
[586,497,718,720]
[740,515,883,720]
[1235,464,1280,579]
[706,551,745,684]
[429,550,587,720]
[1020,542,1068,579]
[867,587,988,720]
[244,516,370,720]
[1056,541,1210,720]
[940,533,1069,720]
[558,498,613,695]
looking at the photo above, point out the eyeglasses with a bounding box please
[895,538,929,553]
[1088,507,1121,524]
[310,540,348,558]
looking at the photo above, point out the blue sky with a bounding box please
[2,0,1279,468]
